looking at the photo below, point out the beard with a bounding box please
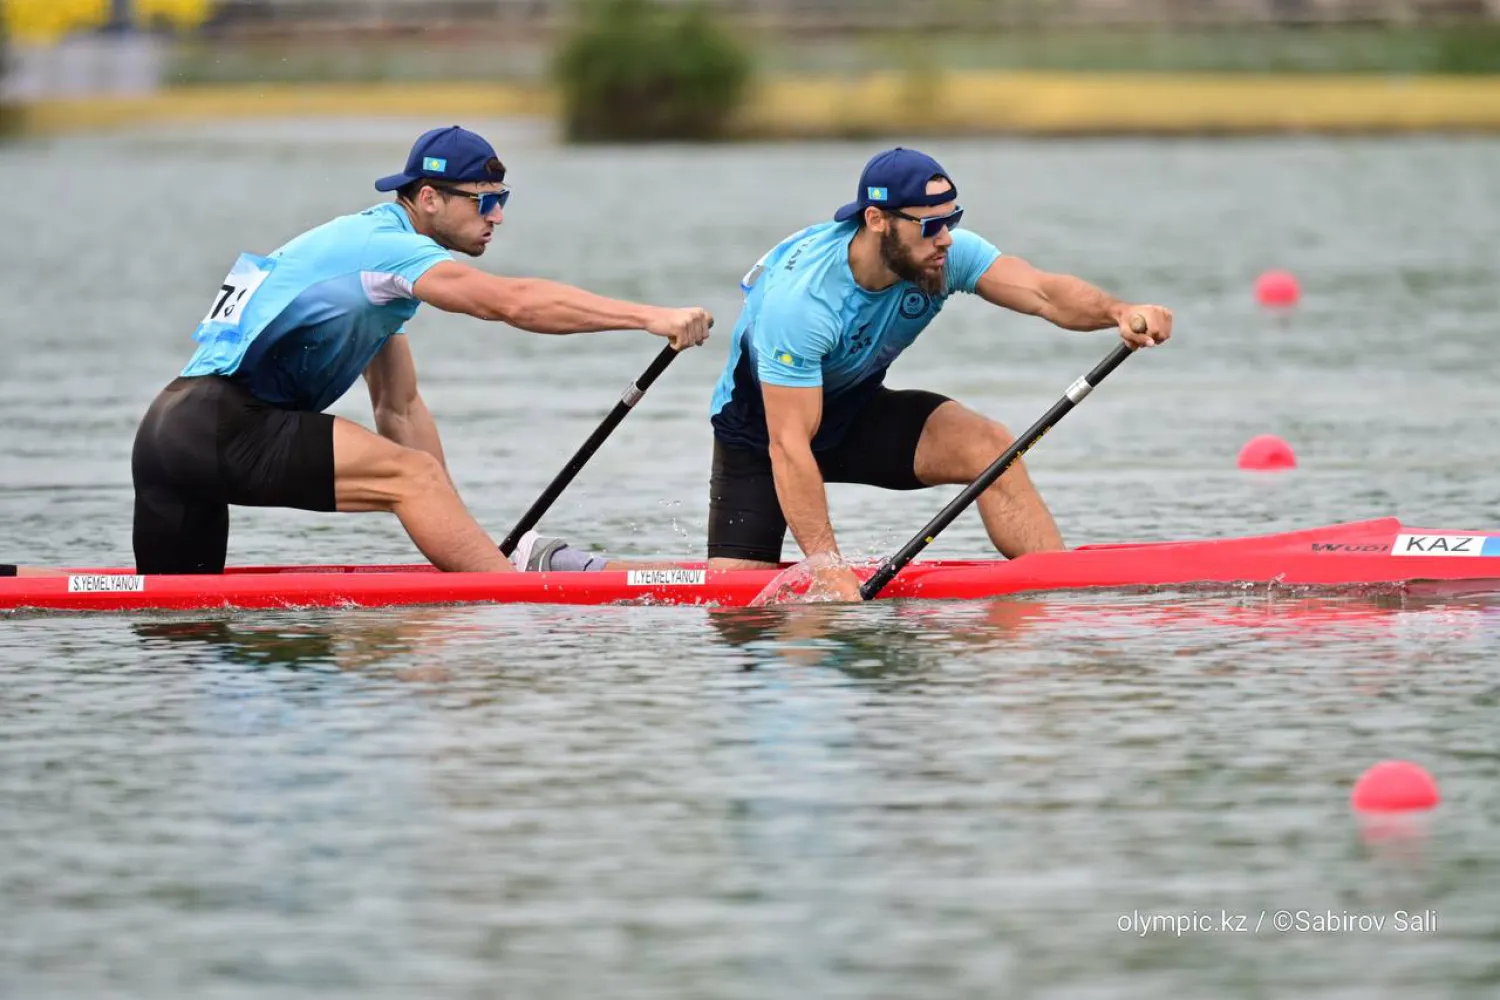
[880,225,946,297]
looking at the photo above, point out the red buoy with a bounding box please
[1237,434,1297,471]
[1255,270,1300,307]
[1351,761,1441,813]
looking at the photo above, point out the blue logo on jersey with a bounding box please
[900,290,931,319]
[867,186,888,202]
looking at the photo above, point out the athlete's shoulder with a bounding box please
[773,220,846,258]
[945,227,1003,294]
[301,203,438,245]
[753,270,845,351]
[264,203,450,292]
[346,203,440,250]
[777,220,853,270]
[346,203,451,278]
[950,227,1001,257]
[740,221,852,291]
[358,202,419,233]
[270,204,399,258]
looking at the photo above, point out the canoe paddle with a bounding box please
[858,318,1146,601]
[499,343,681,556]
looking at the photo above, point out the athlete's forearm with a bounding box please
[1035,272,1130,332]
[375,398,451,477]
[493,278,657,334]
[768,441,840,558]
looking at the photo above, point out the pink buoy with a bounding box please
[1236,434,1297,471]
[1255,269,1300,307]
[1351,761,1440,813]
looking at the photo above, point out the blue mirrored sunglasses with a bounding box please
[888,205,963,239]
[433,183,510,215]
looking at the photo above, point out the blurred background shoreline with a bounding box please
[6,0,1500,139]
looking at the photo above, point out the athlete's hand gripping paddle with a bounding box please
[858,316,1147,601]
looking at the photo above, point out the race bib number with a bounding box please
[194,253,273,338]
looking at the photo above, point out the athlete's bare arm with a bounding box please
[411,261,711,349]
[975,256,1172,346]
[763,383,838,559]
[762,383,864,601]
[363,335,450,478]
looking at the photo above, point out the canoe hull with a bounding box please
[6,517,1500,612]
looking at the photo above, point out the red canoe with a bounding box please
[4,517,1500,612]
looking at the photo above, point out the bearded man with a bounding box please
[701,147,1173,600]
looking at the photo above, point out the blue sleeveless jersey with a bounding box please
[709,221,1000,452]
[180,203,453,413]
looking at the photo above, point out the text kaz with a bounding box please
[1392,534,1500,557]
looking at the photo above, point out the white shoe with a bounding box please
[510,530,570,572]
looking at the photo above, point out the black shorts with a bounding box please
[131,375,336,574]
[707,387,951,563]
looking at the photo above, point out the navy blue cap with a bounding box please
[833,147,957,223]
[375,125,505,192]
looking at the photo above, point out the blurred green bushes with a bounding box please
[553,0,753,142]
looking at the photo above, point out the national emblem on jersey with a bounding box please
[899,289,931,319]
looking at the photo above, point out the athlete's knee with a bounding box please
[965,419,1016,471]
[980,418,1015,448]
[391,448,450,501]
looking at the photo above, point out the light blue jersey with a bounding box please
[709,220,1001,452]
[181,203,453,413]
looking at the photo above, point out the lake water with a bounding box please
[2,120,1499,998]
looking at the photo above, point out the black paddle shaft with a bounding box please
[859,340,1137,601]
[499,345,679,556]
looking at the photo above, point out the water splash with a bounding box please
[748,555,866,607]
[746,562,819,607]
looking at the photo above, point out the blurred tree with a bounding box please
[554,0,754,142]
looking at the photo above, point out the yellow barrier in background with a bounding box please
[15,72,1500,137]
[746,71,1500,136]
[4,0,211,44]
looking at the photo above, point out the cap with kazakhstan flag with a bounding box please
[833,147,957,223]
[375,125,506,192]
